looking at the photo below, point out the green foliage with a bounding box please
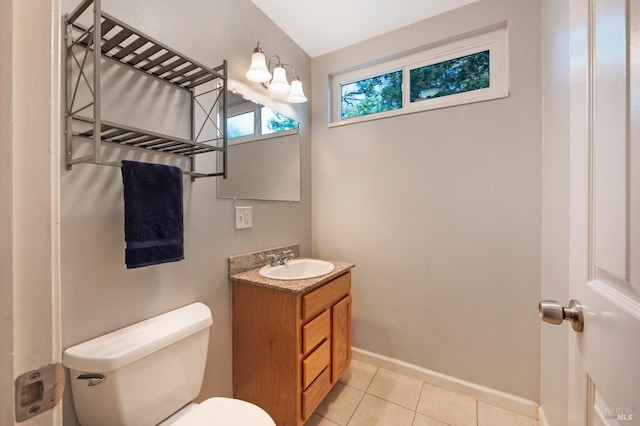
[338,50,490,119]
[409,50,490,103]
[340,70,402,119]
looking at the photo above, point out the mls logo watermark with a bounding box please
[604,407,634,421]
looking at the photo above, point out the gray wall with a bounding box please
[59,0,311,423]
[540,0,570,424]
[311,0,542,401]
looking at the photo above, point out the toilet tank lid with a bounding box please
[63,302,212,373]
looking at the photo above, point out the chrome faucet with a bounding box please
[264,249,295,266]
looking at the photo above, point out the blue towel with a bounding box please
[121,160,184,269]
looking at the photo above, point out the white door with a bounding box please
[0,0,63,424]
[566,0,640,424]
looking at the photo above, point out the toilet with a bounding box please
[62,302,275,426]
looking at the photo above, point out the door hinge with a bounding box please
[15,363,65,422]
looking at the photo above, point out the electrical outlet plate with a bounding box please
[235,206,252,229]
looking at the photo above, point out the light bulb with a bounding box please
[246,51,271,83]
[268,66,291,95]
[287,78,307,103]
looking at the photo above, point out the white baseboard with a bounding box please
[538,407,551,426]
[352,347,539,420]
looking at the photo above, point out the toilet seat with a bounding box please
[169,397,275,426]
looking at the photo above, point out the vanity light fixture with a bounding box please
[245,42,308,103]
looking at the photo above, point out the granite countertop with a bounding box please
[230,260,355,294]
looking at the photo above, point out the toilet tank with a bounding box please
[63,303,213,426]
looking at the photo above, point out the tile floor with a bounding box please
[307,360,539,426]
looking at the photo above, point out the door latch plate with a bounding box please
[15,363,65,422]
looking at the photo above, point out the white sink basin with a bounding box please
[259,259,335,280]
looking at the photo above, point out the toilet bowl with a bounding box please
[62,302,275,426]
[160,399,274,425]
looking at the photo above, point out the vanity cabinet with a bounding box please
[232,271,352,426]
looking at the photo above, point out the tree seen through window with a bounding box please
[339,50,490,120]
[340,71,402,119]
[410,50,490,103]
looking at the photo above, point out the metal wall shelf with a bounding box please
[64,0,227,179]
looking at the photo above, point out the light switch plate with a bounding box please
[235,206,252,229]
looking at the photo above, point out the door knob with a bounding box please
[538,299,584,332]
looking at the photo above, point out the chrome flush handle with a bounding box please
[76,373,105,386]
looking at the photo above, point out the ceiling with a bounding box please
[250,0,480,58]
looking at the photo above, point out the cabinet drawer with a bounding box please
[302,340,330,389]
[303,272,351,320]
[302,310,330,355]
[302,367,332,421]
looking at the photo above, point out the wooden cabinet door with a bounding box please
[331,295,352,382]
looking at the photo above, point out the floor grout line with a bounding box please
[346,385,366,426]
[412,380,425,425]
[346,365,378,426]
[364,365,380,393]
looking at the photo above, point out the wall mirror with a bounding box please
[217,91,301,201]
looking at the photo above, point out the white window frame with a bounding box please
[329,27,509,127]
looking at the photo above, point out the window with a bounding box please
[227,105,299,142]
[340,70,402,119]
[409,50,490,103]
[330,27,508,126]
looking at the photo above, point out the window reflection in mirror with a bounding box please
[228,111,255,138]
[261,108,299,135]
[227,94,299,140]
[218,91,301,202]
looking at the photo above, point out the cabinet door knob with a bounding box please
[538,299,584,332]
